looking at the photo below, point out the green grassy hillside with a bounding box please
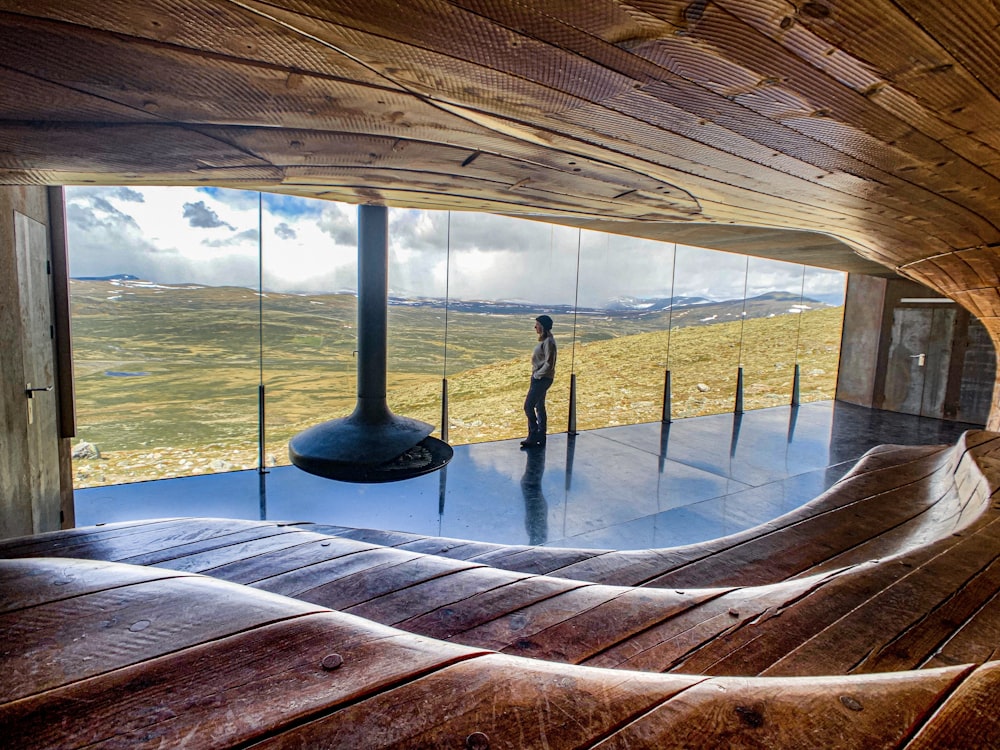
[69,280,842,486]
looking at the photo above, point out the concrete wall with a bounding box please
[836,275,887,408]
[837,273,996,424]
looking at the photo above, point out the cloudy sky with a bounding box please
[65,186,846,307]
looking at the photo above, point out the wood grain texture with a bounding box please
[2,433,997,677]
[4,428,1000,746]
[3,0,1000,427]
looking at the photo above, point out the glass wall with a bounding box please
[796,266,847,403]
[573,231,677,429]
[66,186,846,487]
[665,245,745,418]
[738,257,809,410]
[260,196,359,469]
[67,187,261,486]
[385,209,447,434]
[440,214,578,444]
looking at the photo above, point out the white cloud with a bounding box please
[65,187,845,305]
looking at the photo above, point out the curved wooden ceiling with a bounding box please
[1,1,998,289]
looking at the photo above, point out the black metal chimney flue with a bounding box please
[289,205,452,482]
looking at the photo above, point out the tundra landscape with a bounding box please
[69,278,842,487]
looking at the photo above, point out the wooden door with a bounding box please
[14,210,61,533]
[882,306,956,418]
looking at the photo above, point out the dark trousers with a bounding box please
[524,376,553,441]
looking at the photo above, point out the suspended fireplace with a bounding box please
[289,205,452,482]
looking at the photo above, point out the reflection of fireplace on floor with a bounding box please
[289,204,452,483]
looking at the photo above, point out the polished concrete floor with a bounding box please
[75,401,984,550]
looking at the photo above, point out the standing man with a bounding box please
[522,315,556,448]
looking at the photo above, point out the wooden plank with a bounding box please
[764,516,1000,676]
[423,539,514,560]
[475,546,602,575]
[1,0,402,91]
[546,548,694,587]
[0,518,186,557]
[858,553,1000,673]
[196,535,381,584]
[0,557,185,614]
[249,547,425,599]
[0,518,275,561]
[454,544,535,566]
[0,65,161,123]
[149,533,327,574]
[246,653,701,750]
[593,666,970,749]
[641,451,962,588]
[344,565,532,625]
[398,575,591,641]
[0,611,486,750]
[290,554,484,612]
[917,590,1000,670]
[661,564,922,676]
[688,445,997,675]
[452,584,642,653]
[225,1,978,248]
[559,444,948,589]
[117,525,310,568]
[394,536,488,556]
[318,527,430,547]
[499,585,725,665]
[582,577,815,673]
[284,0,999,241]
[0,569,322,702]
[906,661,1000,749]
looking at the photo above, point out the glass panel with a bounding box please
[67,186,261,487]
[796,267,847,402]
[260,196,358,468]
[666,245,747,418]
[385,208,448,434]
[573,232,677,429]
[737,256,810,410]
[441,213,578,444]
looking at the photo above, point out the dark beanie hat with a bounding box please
[535,314,553,331]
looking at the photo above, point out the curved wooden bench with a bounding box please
[312,431,1000,588]
[3,431,1000,746]
[1,556,996,749]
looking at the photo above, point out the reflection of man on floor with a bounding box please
[520,446,548,545]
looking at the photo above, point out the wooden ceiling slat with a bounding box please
[1,1,984,256]
[894,0,1000,99]
[241,0,1000,249]
[0,124,273,173]
[713,1,1000,167]
[202,125,696,200]
[2,0,1000,349]
[0,1,401,90]
[732,0,1000,144]
[0,66,161,123]
[624,4,1000,225]
[0,17,430,132]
